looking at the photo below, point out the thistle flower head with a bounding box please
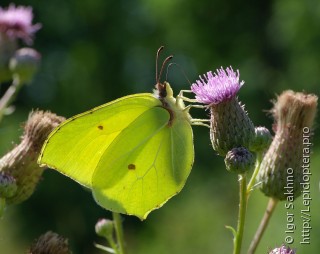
[0,4,41,44]
[191,66,244,105]
[193,67,255,156]
[269,244,295,254]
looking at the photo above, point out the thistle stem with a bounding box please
[0,75,22,122]
[112,212,126,254]
[246,153,262,196]
[248,198,278,254]
[233,174,247,254]
[0,198,6,218]
[104,230,119,254]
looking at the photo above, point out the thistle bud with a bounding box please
[0,110,64,204]
[225,147,255,174]
[250,126,272,152]
[268,244,295,254]
[95,218,114,239]
[257,90,317,200]
[191,66,255,156]
[9,47,41,83]
[28,231,71,254]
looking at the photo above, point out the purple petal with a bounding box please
[191,66,244,105]
[0,4,41,44]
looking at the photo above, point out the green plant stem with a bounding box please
[106,234,119,254]
[248,198,278,254]
[246,153,262,196]
[233,174,247,254]
[0,198,6,218]
[0,75,22,122]
[112,212,126,254]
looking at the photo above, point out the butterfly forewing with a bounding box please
[39,94,161,187]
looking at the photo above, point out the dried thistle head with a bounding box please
[28,231,71,254]
[0,110,64,204]
[257,90,318,200]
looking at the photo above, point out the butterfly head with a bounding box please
[154,81,174,100]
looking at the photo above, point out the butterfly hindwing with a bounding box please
[92,104,193,219]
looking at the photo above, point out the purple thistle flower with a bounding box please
[191,66,244,105]
[192,66,254,156]
[0,4,41,44]
[269,244,295,254]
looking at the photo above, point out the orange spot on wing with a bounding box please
[128,164,136,170]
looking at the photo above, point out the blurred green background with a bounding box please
[1,0,319,253]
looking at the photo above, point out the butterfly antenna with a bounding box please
[156,46,165,84]
[159,55,173,84]
[166,62,192,86]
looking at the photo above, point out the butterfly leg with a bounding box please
[177,90,198,103]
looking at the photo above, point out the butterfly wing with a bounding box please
[38,94,161,188]
[39,86,194,219]
[92,103,194,219]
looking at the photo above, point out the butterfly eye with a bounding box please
[156,83,167,98]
